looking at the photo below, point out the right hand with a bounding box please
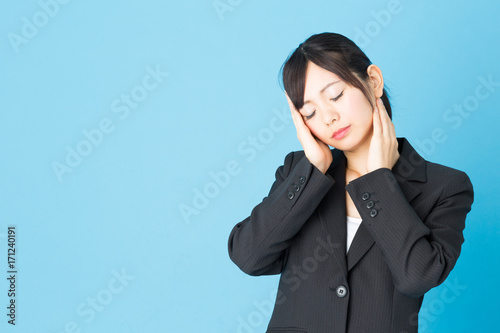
[286,91,333,174]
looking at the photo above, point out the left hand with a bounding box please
[366,98,400,173]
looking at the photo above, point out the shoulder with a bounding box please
[425,161,474,197]
[275,150,306,178]
[397,137,473,193]
[280,147,342,170]
[417,161,475,224]
[282,150,306,167]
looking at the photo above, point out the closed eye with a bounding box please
[305,111,316,120]
[304,91,343,120]
[331,90,343,102]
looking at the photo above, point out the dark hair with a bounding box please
[279,32,392,119]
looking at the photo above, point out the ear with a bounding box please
[366,64,384,101]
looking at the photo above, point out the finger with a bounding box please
[287,96,310,139]
[286,92,300,121]
[293,112,311,139]
[286,92,308,132]
[290,110,303,136]
[375,98,390,138]
[377,98,396,139]
[286,92,299,122]
[315,135,329,149]
[289,99,302,127]
[372,105,382,138]
[285,91,321,151]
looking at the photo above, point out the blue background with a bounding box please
[1,0,499,332]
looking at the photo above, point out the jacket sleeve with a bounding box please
[345,167,474,298]
[228,151,336,276]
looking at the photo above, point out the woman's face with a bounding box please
[297,61,380,152]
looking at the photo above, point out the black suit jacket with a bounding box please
[228,137,474,333]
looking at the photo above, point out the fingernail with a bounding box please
[374,107,378,112]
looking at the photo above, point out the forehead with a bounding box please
[303,62,343,101]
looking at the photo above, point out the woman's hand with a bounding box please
[366,98,400,173]
[286,91,333,174]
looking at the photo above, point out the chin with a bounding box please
[327,137,360,152]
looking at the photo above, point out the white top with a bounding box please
[346,215,363,253]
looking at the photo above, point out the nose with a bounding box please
[321,105,339,126]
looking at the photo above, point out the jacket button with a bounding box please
[287,191,294,200]
[370,209,378,217]
[299,176,306,184]
[361,192,370,201]
[293,183,300,192]
[366,200,374,209]
[335,285,348,298]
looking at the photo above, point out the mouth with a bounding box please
[332,125,351,140]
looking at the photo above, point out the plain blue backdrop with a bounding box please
[1,0,499,332]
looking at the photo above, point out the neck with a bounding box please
[344,149,369,177]
[344,134,372,177]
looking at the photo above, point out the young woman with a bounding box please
[227,32,474,333]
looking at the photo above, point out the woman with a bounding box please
[227,32,474,333]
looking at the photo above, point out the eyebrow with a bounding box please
[303,80,340,105]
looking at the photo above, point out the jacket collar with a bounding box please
[326,137,426,204]
[392,137,427,182]
[317,137,427,278]
[327,137,426,181]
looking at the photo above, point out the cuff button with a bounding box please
[369,209,378,217]
[361,192,370,201]
[299,176,306,184]
[287,191,295,200]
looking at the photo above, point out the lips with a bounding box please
[332,125,351,140]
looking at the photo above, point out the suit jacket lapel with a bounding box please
[346,223,375,271]
[317,149,348,280]
[318,138,427,272]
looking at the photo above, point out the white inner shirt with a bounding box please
[346,215,363,253]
